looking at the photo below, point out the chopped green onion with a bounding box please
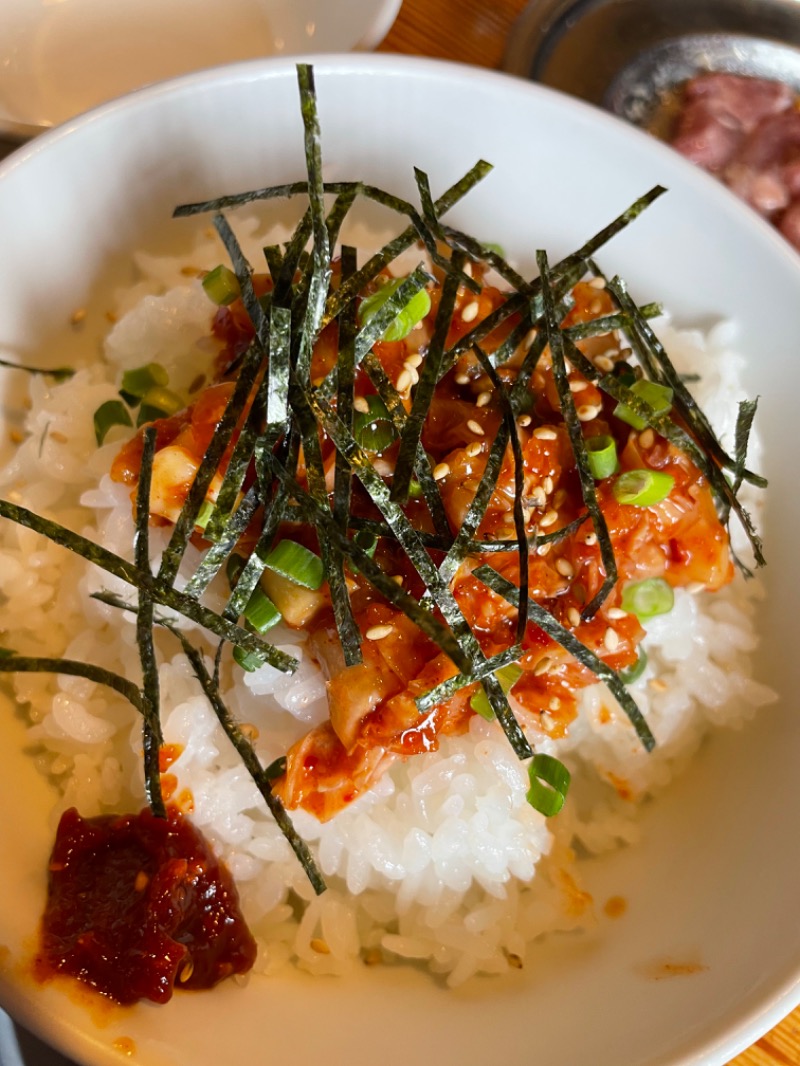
[136,387,184,426]
[202,264,241,306]
[94,399,133,445]
[586,435,618,479]
[526,753,571,816]
[614,381,673,430]
[194,499,215,530]
[619,647,648,684]
[620,577,674,621]
[353,528,378,559]
[357,276,432,342]
[613,468,674,506]
[481,241,506,258]
[264,539,324,590]
[470,662,523,721]
[120,362,169,401]
[352,395,397,453]
[244,585,281,634]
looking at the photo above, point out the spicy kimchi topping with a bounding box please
[111,263,734,823]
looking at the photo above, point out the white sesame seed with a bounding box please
[555,558,574,578]
[391,574,404,585]
[476,391,492,408]
[604,628,620,652]
[353,396,370,414]
[465,441,482,458]
[577,404,601,422]
[463,261,473,278]
[687,581,706,594]
[589,299,604,314]
[539,509,559,528]
[533,657,552,676]
[396,369,413,393]
[530,487,547,508]
[467,419,485,436]
[638,428,655,449]
[649,678,668,693]
[549,697,561,711]
[553,489,567,509]
[567,607,581,627]
[461,300,480,323]
[588,276,606,289]
[594,355,614,373]
[516,414,532,428]
[366,624,394,641]
[584,532,598,546]
[543,476,554,495]
[533,427,558,441]
[569,379,589,393]
[455,372,470,385]
[405,353,423,369]
[607,607,627,620]
[537,542,552,556]
[433,462,450,481]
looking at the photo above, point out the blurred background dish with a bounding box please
[0,0,402,140]
[503,0,800,111]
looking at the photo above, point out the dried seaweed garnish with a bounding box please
[0,498,296,671]
[262,452,470,669]
[472,344,529,643]
[605,274,766,490]
[171,629,326,894]
[390,253,462,504]
[537,251,617,620]
[89,589,326,893]
[474,565,656,752]
[0,655,144,711]
[330,244,363,666]
[134,427,165,817]
[157,339,266,586]
[182,485,261,599]
[0,358,74,381]
[560,321,766,569]
[414,644,522,713]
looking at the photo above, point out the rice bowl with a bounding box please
[0,55,799,1066]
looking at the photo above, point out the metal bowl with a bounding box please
[504,0,800,129]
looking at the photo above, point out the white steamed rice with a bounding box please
[0,224,775,986]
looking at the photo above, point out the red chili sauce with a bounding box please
[35,806,257,1005]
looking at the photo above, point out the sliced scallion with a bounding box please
[120,362,169,401]
[526,753,571,817]
[264,539,324,590]
[94,399,133,445]
[620,577,674,620]
[614,381,673,430]
[613,468,674,506]
[202,264,241,306]
[470,662,523,720]
[352,395,397,453]
[586,435,618,479]
[619,647,648,684]
[357,276,431,342]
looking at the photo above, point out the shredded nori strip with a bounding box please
[173,630,326,894]
[0,498,297,671]
[537,251,617,620]
[0,655,144,711]
[0,358,74,381]
[474,565,655,752]
[134,427,165,817]
[390,254,462,504]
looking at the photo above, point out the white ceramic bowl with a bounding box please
[0,55,799,1066]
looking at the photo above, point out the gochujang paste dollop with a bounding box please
[36,807,257,1005]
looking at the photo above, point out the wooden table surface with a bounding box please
[382,2,797,1064]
